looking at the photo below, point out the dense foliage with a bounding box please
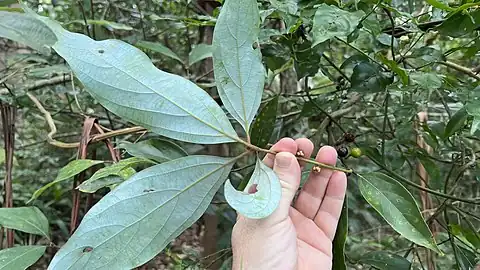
[0,0,479,269]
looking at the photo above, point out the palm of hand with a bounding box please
[232,138,347,270]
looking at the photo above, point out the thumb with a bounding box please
[267,152,301,222]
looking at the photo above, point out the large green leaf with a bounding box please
[0,207,49,237]
[269,0,298,14]
[0,11,56,54]
[332,198,348,270]
[48,155,235,269]
[312,4,364,46]
[224,158,281,219]
[250,96,279,148]
[0,10,239,145]
[350,62,393,93]
[77,158,152,193]
[0,246,46,270]
[28,159,104,202]
[212,0,265,133]
[358,172,440,253]
[437,10,480,38]
[135,40,183,63]
[358,251,411,270]
[444,106,468,138]
[188,44,213,66]
[118,138,188,163]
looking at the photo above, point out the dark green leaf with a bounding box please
[332,198,348,270]
[250,96,279,148]
[0,246,46,270]
[377,54,408,85]
[358,251,411,270]
[49,155,235,269]
[0,0,17,6]
[29,159,104,202]
[450,224,480,250]
[118,138,188,163]
[135,41,182,63]
[437,10,480,37]
[417,156,440,182]
[408,47,445,65]
[0,207,49,237]
[350,62,393,93]
[293,40,322,79]
[358,172,440,253]
[453,243,478,270]
[340,55,370,70]
[444,106,468,138]
[312,4,364,46]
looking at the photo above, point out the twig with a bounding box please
[437,61,480,80]
[0,75,72,94]
[26,92,147,148]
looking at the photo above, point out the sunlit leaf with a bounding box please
[250,96,279,148]
[444,106,468,138]
[0,0,18,7]
[0,207,49,237]
[77,158,152,193]
[78,168,136,193]
[224,158,281,219]
[426,0,454,11]
[0,246,46,270]
[118,138,188,163]
[29,159,104,203]
[212,0,265,133]
[358,172,440,253]
[188,44,213,66]
[0,11,56,54]
[312,4,364,46]
[135,40,182,63]
[332,199,348,270]
[48,155,235,269]
[350,62,392,93]
[358,251,411,270]
[450,224,480,250]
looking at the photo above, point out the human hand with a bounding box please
[231,138,347,270]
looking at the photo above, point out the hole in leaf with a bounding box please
[252,42,259,50]
[143,188,155,193]
[247,184,258,194]
[98,49,105,54]
[83,246,93,253]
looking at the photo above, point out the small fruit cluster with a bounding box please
[336,133,362,159]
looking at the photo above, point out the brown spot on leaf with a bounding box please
[143,188,155,193]
[83,246,93,253]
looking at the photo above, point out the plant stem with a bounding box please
[244,142,352,173]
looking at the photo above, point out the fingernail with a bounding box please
[275,153,292,168]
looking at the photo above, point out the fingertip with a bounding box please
[316,145,338,165]
[263,138,298,168]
